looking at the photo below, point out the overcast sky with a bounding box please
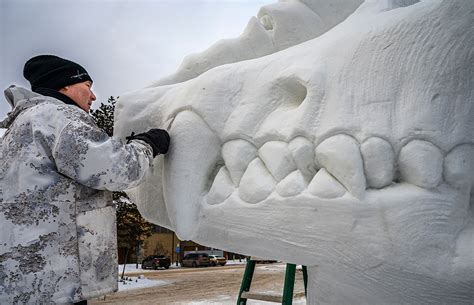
[0,0,274,123]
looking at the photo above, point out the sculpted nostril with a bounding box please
[398,140,443,189]
[252,77,311,142]
[269,77,308,109]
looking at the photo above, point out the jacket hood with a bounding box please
[1,86,45,129]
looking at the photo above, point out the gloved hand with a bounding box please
[126,129,170,157]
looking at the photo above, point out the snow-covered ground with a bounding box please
[185,299,306,305]
[182,293,306,305]
[118,275,170,291]
[183,299,306,305]
[116,259,248,292]
[114,261,306,305]
[118,259,247,275]
[96,262,307,304]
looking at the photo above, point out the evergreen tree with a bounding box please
[90,96,116,137]
[90,97,154,263]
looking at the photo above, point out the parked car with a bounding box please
[141,255,171,270]
[209,255,227,266]
[181,253,210,267]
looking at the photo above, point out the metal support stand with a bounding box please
[237,259,307,305]
[237,258,257,305]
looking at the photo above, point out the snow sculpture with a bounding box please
[115,0,474,303]
[151,0,363,86]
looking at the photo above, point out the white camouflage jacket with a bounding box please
[0,86,154,304]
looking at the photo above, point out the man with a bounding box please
[0,55,169,304]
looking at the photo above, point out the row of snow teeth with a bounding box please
[205,134,473,205]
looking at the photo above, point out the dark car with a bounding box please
[181,253,210,267]
[141,255,171,270]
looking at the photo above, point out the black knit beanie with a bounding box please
[23,55,93,90]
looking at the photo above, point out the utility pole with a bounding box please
[172,233,175,265]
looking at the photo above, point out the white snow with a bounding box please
[182,264,306,304]
[116,260,247,293]
[115,0,474,303]
[239,159,276,203]
[444,144,474,189]
[398,139,443,188]
[276,170,307,197]
[258,141,297,182]
[118,276,170,292]
[183,298,306,305]
[162,110,221,239]
[115,264,306,304]
[222,139,258,186]
[117,260,246,275]
[315,134,366,198]
[360,137,395,189]
[118,264,167,274]
[307,168,346,199]
[207,167,235,205]
[288,137,317,179]
[151,0,363,87]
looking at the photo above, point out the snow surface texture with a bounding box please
[115,0,474,304]
[118,276,169,292]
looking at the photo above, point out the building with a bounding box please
[141,225,246,264]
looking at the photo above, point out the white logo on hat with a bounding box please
[71,70,88,80]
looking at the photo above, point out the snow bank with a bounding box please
[118,276,169,292]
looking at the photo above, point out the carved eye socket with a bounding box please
[259,14,274,31]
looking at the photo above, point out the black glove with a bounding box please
[126,129,170,157]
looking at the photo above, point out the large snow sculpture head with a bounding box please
[152,0,364,86]
[115,1,473,303]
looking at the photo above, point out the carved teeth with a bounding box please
[315,135,366,198]
[163,111,220,239]
[258,141,297,182]
[398,140,443,189]
[307,168,346,198]
[289,137,317,180]
[444,144,474,189]
[276,170,307,197]
[222,139,258,186]
[209,135,459,205]
[239,159,277,203]
[207,167,235,205]
[360,137,395,189]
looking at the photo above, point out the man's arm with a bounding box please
[53,119,159,191]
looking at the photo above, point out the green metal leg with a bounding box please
[282,264,296,305]
[302,265,308,297]
[237,259,256,305]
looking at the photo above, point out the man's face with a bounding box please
[60,81,96,112]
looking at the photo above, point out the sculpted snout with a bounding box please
[114,1,474,302]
